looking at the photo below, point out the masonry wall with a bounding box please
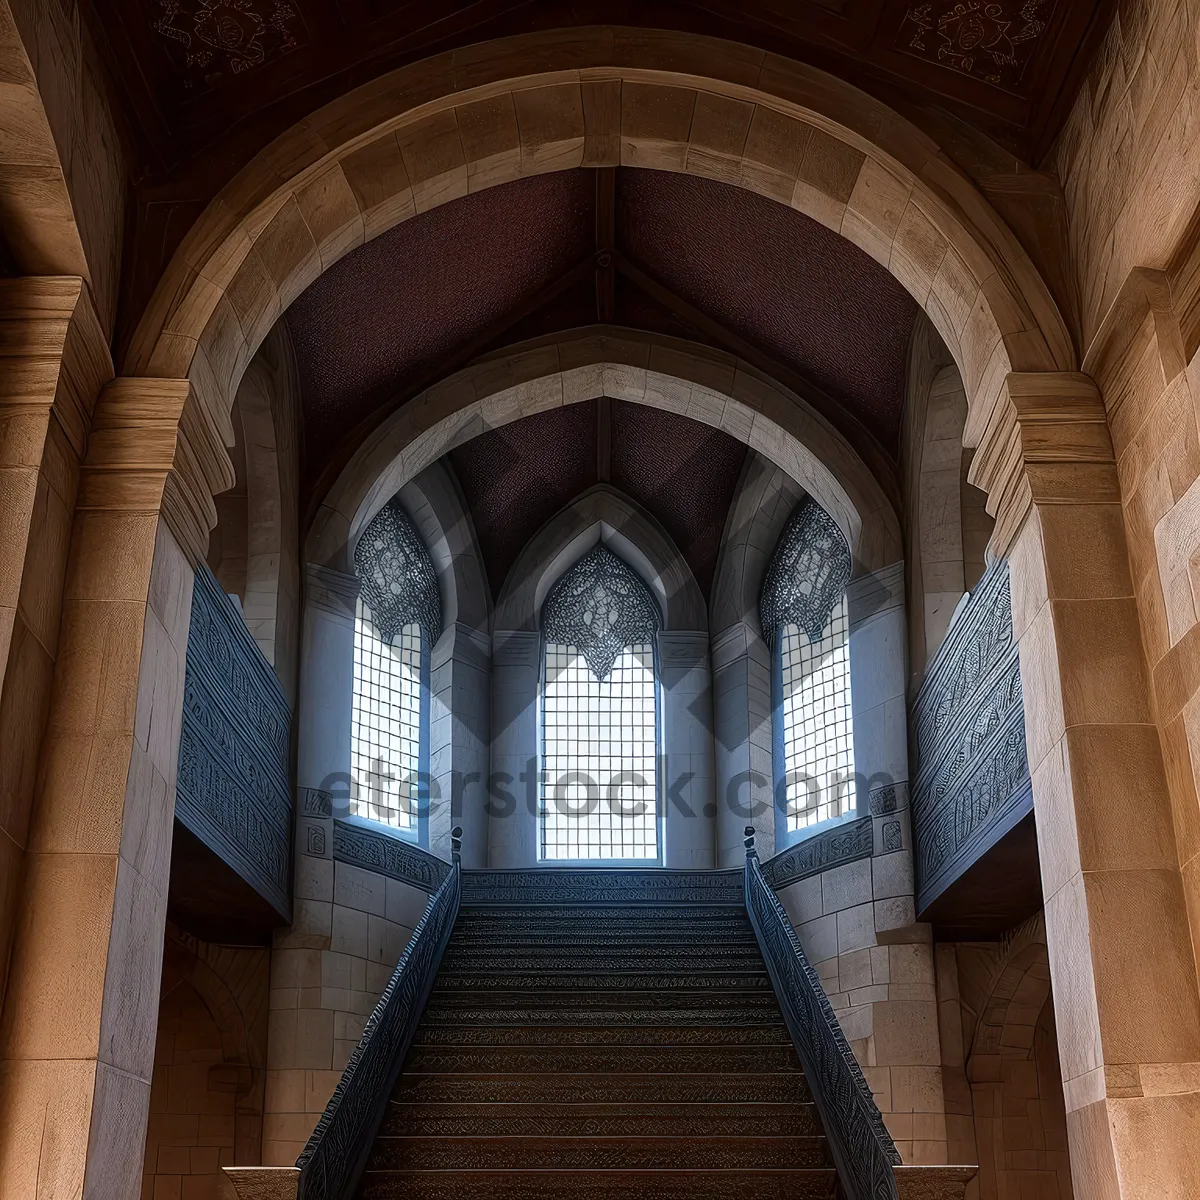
[262,851,431,1164]
[142,925,270,1200]
[7,0,132,338]
[1049,0,1200,1126]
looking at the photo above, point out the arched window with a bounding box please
[351,498,441,837]
[761,498,856,841]
[540,545,661,862]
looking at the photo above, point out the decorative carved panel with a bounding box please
[758,817,875,890]
[176,563,292,919]
[910,560,1031,913]
[897,1,1057,91]
[152,0,307,92]
[333,819,451,892]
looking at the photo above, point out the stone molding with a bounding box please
[969,370,1115,556]
[493,483,707,634]
[304,561,359,620]
[79,377,235,565]
[0,15,90,283]
[314,331,899,577]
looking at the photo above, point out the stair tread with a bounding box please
[354,896,832,1199]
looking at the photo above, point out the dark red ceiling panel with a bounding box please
[446,398,748,601]
[285,169,592,473]
[616,169,917,448]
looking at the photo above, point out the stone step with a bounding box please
[410,1024,791,1047]
[402,1044,802,1075]
[365,1135,830,1172]
[440,950,766,972]
[379,1101,823,1138]
[431,971,772,991]
[447,932,761,948]
[357,1168,839,1200]
[391,1072,814,1105]
[455,906,748,923]
[421,991,784,1017]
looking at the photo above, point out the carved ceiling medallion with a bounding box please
[899,1,1055,90]
[154,0,303,87]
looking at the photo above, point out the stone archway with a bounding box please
[308,330,901,580]
[122,28,1074,507]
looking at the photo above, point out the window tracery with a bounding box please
[540,545,661,861]
[350,499,440,835]
[763,499,857,836]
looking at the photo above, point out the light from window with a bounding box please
[780,594,855,830]
[541,641,658,861]
[351,600,421,831]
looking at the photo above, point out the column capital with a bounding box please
[79,377,234,565]
[969,371,1118,556]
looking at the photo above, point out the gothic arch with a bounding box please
[308,330,900,582]
[711,454,807,637]
[123,28,1074,535]
[489,484,716,870]
[380,460,490,636]
[493,484,706,635]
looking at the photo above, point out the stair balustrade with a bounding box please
[295,828,464,1200]
[744,826,902,1200]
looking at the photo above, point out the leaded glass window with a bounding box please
[350,498,441,835]
[539,546,661,861]
[762,499,856,836]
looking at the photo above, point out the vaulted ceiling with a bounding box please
[446,398,750,602]
[284,166,918,496]
[91,2,1113,343]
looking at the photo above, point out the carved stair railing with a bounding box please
[295,829,463,1200]
[744,828,901,1200]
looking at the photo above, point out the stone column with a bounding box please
[658,630,716,868]
[972,371,1200,1198]
[0,377,230,1198]
[488,630,539,867]
[296,563,357,820]
[711,621,774,866]
[430,622,490,868]
[847,562,911,843]
[0,277,110,1012]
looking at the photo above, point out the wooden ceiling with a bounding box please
[95,2,1111,341]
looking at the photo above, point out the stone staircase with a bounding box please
[354,886,839,1199]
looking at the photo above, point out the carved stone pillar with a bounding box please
[0,277,110,1010]
[971,371,1200,1198]
[0,377,230,1198]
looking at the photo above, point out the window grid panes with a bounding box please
[351,601,421,831]
[781,595,855,830]
[541,642,658,861]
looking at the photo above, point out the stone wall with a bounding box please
[1053,0,1200,348]
[262,852,430,1164]
[142,925,270,1200]
[776,850,947,1163]
[8,0,132,337]
[1046,3,1200,1182]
